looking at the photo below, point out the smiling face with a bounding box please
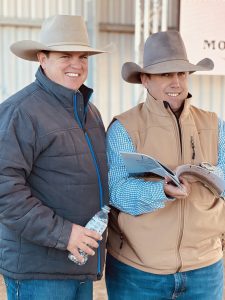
[141,72,189,113]
[37,51,88,90]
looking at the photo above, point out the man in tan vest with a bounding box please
[105,30,225,299]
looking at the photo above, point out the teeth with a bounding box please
[167,93,179,97]
[66,73,79,77]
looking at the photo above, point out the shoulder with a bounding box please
[88,102,105,129]
[190,105,218,128]
[0,82,48,129]
[116,102,144,120]
[190,105,218,119]
[0,82,43,114]
[112,102,145,132]
[108,120,127,136]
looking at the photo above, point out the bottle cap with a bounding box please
[102,205,110,213]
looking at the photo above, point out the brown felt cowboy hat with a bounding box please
[122,30,214,84]
[10,14,106,61]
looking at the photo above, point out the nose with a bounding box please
[70,56,82,69]
[171,74,180,87]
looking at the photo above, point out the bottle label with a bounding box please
[85,216,107,234]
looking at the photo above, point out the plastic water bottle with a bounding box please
[68,205,110,265]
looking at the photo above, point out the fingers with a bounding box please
[164,183,186,198]
[164,177,191,199]
[179,177,191,196]
[81,243,95,256]
[67,224,103,263]
[85,228,102,241]
[70,248,85,264]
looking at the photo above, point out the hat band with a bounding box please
[46,42,90,48]
[144,58,190,68]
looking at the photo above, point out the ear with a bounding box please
[37,52,48,69]
[140,73,150,89]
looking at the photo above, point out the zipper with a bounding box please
[73,93,104,276]
[119,232,124,249]
[190,136,196,162]
[176,198,185,272]
[166,104,185,272]
[171,109,182,157]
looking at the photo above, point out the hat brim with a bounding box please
[122,58,214,84]
[10,40,106,61]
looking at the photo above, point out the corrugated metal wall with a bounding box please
[0,0,89,99]
[0,0,224,127]
[189,75,225,120]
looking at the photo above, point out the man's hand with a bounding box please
[67,224,102,263]
[164,176,191,199]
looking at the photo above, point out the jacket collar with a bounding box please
[35,66,93,109]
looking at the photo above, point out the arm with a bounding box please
[0,104,72,249]
[217,118,225,177]
[217,118,225,196]
[106,120,175,216]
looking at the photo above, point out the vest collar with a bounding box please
[144,92,192,120]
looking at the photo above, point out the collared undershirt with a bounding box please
[106,119,225,216]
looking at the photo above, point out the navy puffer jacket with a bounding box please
[0,67,108,280]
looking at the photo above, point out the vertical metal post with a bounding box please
[84,0,97,91]
[144,0,151,41]
[134,0,142,65]
[134,0,144,104]
[152,0,159,33]
[161,0,168,31]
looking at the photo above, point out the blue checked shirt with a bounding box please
[106,119,225,216]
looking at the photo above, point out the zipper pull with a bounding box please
[119,233,124,249]
[191,136,195,160]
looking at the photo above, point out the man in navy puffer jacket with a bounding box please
[0,14,108,300]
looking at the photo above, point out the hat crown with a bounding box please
[143,31,188,68]
[121,30,213,84]
[40,15,89,47]
[10,14,105,61]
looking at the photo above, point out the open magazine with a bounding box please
[120,152,225,196]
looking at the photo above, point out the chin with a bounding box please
[65,84,79,90]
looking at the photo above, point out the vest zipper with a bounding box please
[173,112,182,156]
[73,94,104,277]
[173,113,186,272]
[166,104,185,272]
[176,198,185,272]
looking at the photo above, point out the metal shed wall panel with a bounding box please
[189,75,225,120]
[0,0,87,100]
[0,0,224,127]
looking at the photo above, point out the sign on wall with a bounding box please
[180,0,225,75]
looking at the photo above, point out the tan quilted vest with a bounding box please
[107,94,225,274]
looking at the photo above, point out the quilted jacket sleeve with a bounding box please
[0,102,72,250]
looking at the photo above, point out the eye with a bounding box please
[59,54,70,60]
[178,72,187,77]
[161,73,170,77]
[80,55,88,61]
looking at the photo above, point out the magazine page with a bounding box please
[120,152,181,187]
[176,164,225,196]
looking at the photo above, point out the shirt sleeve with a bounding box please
[106,120,173,216]
[217,118,225,197]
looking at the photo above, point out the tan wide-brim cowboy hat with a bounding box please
[10,14,106,61]
[122,30,214,84]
